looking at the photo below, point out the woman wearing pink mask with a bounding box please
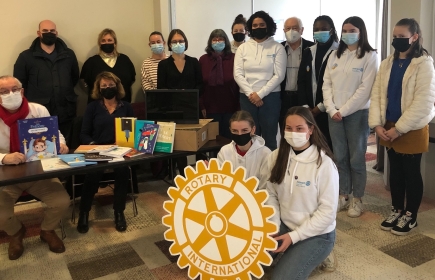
[262,106,338,279]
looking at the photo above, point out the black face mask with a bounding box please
[251,28,268,40]
[392,38,411,53]
[231,132,252,146]
[100,87,117,100]
[100,43,115,54]
[233,33,246,42]
[40,32,57,46]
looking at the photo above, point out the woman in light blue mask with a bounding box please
[322,16,378,219]
[141,31,168,91]
[199,29,239,139]
[298,15,338,152]
[157,29,203,178]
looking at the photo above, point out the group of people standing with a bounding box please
[0,11,434,280]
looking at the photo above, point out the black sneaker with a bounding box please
[391,211,417,236]
[380,207,401,231]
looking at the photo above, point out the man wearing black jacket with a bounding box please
[14,20,79,144]
[279,17,314,130]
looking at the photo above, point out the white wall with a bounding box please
[172,0,252,59]
[0,0,156,116]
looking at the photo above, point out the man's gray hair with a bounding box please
[286,17,304,28]
[0,75,22,88]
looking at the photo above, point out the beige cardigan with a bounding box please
[369,54,435,133]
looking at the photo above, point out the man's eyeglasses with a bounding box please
[0,88,22,95]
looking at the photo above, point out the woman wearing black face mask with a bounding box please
[369,18,435,236]
[80,28,136,103]
[231,14,247,53]
[216,110,271,189]
[234,11,287,151]
[78,71,135,234]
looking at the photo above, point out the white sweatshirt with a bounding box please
[217,135,271,190]
[0,102,66,165]
[263,145,338,244]
[234,37,287,99]
[322,49,378,118]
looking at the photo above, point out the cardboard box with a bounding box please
[174,119,219,151]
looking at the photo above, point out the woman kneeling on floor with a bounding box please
[263,106,338,279]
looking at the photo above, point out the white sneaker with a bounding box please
[320,250,337,272]
[347,198,363,217]
[337,195,350,212]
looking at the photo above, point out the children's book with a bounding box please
[40,158,71,172]
[137,123,160,154]
[115,117,136,148]
[134,120,155,148]
[100,147,132,158]
[125,149,143,158]
[84,154,114,162]
[155,122,176,153]
[74,145,118,154]
[58,154,98,167]
[18,116,60,162]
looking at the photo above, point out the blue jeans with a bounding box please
[240,92,281,150]
[328,109,369,198]
[272,223,335,280]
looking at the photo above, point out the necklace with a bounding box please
[398,58,406,68]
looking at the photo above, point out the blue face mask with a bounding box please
[171,43,185,54]
[313,31,331,44]
[341,33,359,45]
[150,43,164,54]
[211,41,225,52]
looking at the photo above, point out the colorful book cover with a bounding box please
[137,124,159,154]
[58,154,98,166]
[100,147,132,158]
[134,120,155,149]
[125,149,143,158]
[115,117,136,148]
[18,116,60,162]
[155,122,176,153]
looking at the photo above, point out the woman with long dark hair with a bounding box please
[322,16,378,218]
[369,18,435,235]
[263,106,338,279]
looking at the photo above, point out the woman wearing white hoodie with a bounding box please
[217,110,271,189]
[322,16,378,218]
[369,18,435,236]
[264,106,338,280]
[234,11,286,151]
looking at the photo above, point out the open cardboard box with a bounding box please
[174,119,219,151]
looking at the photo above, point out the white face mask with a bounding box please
[284,131,309,148]
[1,91,23,110]
[285,29,301,43]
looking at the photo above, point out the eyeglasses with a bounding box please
[284,27,300,32]
[170,40,185,44]
[0,88,22,95]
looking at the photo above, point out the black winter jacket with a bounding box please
[14,37,79,123]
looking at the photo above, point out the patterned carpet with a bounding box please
[1,140,435,279]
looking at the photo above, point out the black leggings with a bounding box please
[387,148,423,218]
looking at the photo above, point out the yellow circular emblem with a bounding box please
[162,159,277,280]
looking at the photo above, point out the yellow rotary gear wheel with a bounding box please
[162,159,277,280]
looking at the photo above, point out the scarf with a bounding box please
[0,97,30,152]
[100,52,117,68]
[209,52,224,86]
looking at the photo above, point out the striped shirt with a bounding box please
[141,55,168,92]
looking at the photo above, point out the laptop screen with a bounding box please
[145,89,199,124]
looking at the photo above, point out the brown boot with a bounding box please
[40,230,65,253]
[8,224,26,260]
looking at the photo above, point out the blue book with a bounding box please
[134,120,155,150]
[58,154,98,167]
[137,124,160,154]
[18,116,60,162]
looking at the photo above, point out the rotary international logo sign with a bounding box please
[162,159,277,280]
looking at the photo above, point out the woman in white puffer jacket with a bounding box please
[369,18,435,236]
